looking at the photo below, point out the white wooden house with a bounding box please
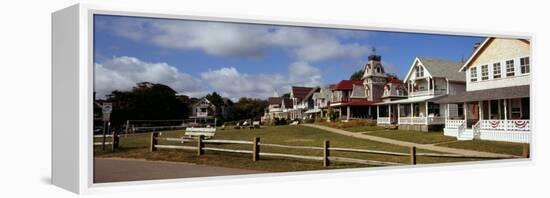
[376,57,466,131]
[435,38,531,143]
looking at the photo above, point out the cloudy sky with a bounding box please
[94,15,483,100]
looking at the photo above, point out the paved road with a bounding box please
[303,124,518,158]
[94,158,265,183]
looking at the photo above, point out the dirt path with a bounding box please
[94,157,265,183]
[303,124,517,158]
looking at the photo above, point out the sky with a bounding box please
[93,14,484,100]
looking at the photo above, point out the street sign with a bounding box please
[102,103,113,114]
[102,103,112,121]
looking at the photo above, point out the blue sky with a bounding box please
[94,14,484,100]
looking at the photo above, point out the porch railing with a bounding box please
[445,120,465,129]
[480,120,530,131]
[409,89,447,97]
[377,117,391,124]
[398,117,443,125]
[427,116,445,124]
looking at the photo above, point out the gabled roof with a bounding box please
[268,97,282,105]
[459,37,531,72]
[332,80,364,90]
[404,57,465,82]
[302,87,320,101]
[291,86,315,100]
[193,97,213,107]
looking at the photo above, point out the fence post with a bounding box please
[522,144,530,158]
[112,130,119,152]
[410,146,417,165]
[323,140,330,167]
[197,135,204,156]
[150,132,158,152]
[253,137,260,161]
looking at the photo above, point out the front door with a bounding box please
[466,102,479,128]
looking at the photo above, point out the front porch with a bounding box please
[441,97,530,143]
[376,99,445,129]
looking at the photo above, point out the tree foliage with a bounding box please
[104,82,189,128]
[349,69,364,80]
[231,97,268,120]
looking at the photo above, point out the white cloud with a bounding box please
[94,56,206,98]
[95,56,324,100]
[200,61,323,100]
[102,17,371,62]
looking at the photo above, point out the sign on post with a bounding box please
[101,103,113,151]
[102,103,113,121]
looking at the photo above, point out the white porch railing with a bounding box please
[445,120,465,129]
[377,117,391,124]
[480,120,530,132]
[196,112,209,117]
[398,117,412,124]
[427,116,445,124]
[409,89,447,97]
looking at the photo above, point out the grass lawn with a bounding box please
[436,140,528,156]
[366,130,458,144]
[317,120,387,132]
[95,125,491,173]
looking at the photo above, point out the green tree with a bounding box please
[349,69,364,80]
[232,97,268,120]
[104,82,189,129]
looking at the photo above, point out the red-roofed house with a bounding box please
[326,55,388,120]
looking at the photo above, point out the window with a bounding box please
[511,99,522,119]
[520,57,530,74]
[506,60,515,77]
[493,62,501,79]
[470,67,477,82]
[481,65,489,80]
[415,66,424,77]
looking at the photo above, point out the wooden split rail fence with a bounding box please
[149,132,523,167]
[93,131,120,151]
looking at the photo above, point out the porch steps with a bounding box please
[457,129,474,140]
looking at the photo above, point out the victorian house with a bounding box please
[327,55,387,120]
[376,57,466,131]
[435,38,531,143]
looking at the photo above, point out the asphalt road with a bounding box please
[94,158,265,183]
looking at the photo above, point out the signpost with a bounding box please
[101,103,113,151]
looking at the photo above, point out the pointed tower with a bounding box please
[362,53,387,101]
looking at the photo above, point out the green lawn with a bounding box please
[95,125,490,172]
[366,130,458,144]
[436,140,528,156]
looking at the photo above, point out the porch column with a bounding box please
[428,78,432,93]
[410,103,413,121]
[347,106,350,121]
[321,109,324,117]
[446,104,450,119]
[388,104,392,123]
[397,104,401,124]
[339,107,342,119]
[464,102,468,125]
[479,100,483,121]
[504,99,508,131]
[425,101,429,125]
